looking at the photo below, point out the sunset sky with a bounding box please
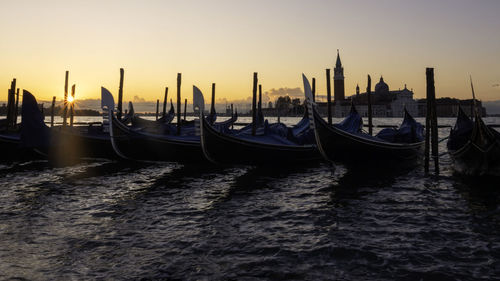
[1,0,499,105]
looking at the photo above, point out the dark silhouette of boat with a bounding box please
[447,107,500,176]
[194,86,320,165]
[20,90,119,163]
[124,101,176,133]
[103,87,236,162]
[0,122,38,160]
[302,74,424,167]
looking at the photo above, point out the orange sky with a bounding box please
[1,0,499,103]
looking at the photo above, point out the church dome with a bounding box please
[375,76,389,94]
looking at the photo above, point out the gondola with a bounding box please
[302,74,424,166]
[0,128,39,160]
[20,90,118,163]
[124,101,176,132]
[0,121,22,159]
[103,87,235,162]
[194,86,320,165]
[447,107,500,176]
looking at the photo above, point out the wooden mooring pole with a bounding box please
[184,98,187,121]
[7,79,17,130]
[14,88,19,127]
[326,69,332,125]
[258,84,262,117]
[231,103,234,129]
[176,73,182,135]
[367,75,373,135]
[162,87,168,118]
[117,68,124,120]
[51,96,56,127]
[312,77,316,102]
[251,72,258,136]
[63,71,69,126]
[70,84,75,127]
[156,99,159,120]
[211,83,216,115]
[425,67,439,175]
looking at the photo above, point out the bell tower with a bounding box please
[334,49,345,102]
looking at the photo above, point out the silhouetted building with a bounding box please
[417,98,486,117]
[333,49,345,103]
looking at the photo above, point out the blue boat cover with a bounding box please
[333,105,363,134]
[447,107,474,151]
[376,109,424,143]
[221,114,315,146]
[333,105,423,144]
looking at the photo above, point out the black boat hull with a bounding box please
[200,115,321,165]
[0,132,40,160]
[312,109,423,166]
[449,118,500,176]
[110,113,205,163]
[47,126,116,161]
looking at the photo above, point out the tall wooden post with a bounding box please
[156,99,159,120]
[70,84,75,127]
[231,103,234,129]
[51,96,56,127]
[211,83,216,115]
[184,98,187,121]
[425,68,439,175]
[14,88,20,127]
[312,77,316,102]
[258,84,262,116]
[6,88,11,129]
[7,79,16,129]
[326,69,332,124]
[176,73,182,135]
[117,68,124,120]
[251,72,258,136]
[429,68,439,175]
[162,87,168,117]
[6,86,12,129]
[63,71,69,126]
[367,75,373,135]
[424,97,431,174]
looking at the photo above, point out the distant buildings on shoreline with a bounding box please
[285,50,486,118]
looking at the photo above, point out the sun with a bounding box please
[67,95,74,103]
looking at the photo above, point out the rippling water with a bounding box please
[1,117,499,280]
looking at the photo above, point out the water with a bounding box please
[0,117,499,280]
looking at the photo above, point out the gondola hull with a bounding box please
[47,126,117,161]
[312,109,423,166]
[448,119,500,176]
[0,132,40,160]
[449,141,500,176]
[110,113,205,163]
[200,116,321,165]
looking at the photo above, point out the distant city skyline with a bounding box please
[1,0,499,103]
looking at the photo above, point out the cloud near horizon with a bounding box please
[133,95,146,102]
[265,87,304,101]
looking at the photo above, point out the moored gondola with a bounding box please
[103,87,206,162]
[194,86,320,165]
[447,107,500,176]
[20,90,118,163]
[303,74,424,167]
